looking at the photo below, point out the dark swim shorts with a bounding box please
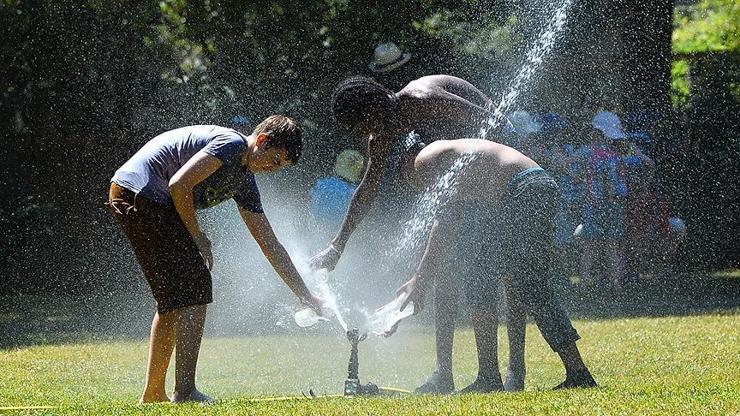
[107,182,213,313]
[498,169,581,352]
[457,201,505,312]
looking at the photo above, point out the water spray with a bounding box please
[294,268,348,332]
[293,267,414,397]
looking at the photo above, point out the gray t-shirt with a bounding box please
[112,125,263,213]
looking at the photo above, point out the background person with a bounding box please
[368,41,414,91]
[579,112,629,288]
[310,149,365,231]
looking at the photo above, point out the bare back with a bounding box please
[412,139,539,204]
[395,75,494,141]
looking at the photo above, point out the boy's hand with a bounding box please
[193,233,213,270]
[384,276,425,338]
[382,322,401,338]
[397,276,425,315]
[301,293,324,315]
[308,245,341,271]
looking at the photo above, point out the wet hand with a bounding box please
[396,277,424,315]
[301,293,324,315]
[308,245,341,271]
[193,233,213,270]
[382,322,400,338]
[369,300,401,337]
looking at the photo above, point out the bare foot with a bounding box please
[171,389,213,404]
[139,391,170,404]
[457,373,503,394]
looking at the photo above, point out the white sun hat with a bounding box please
[591,111,626,139]
[504,110,543,137]
[369,42,412,73]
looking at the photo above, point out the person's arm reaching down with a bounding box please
[309,137,392,271]
[397,217,449,314]
[382,217,449,338]
[239,207,322,312]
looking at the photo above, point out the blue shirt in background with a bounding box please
[310,177,357,228]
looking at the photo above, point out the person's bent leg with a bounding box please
[510,188,595,390]
[504,285,527,392]
[141,309,178,403]
[459,308,503,394]
[172,304,212,403]
[518,276,596,389]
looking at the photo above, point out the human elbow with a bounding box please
[168,179,190,198]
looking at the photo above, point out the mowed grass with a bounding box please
[1,313,738,415]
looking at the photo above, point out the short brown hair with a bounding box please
[252,115,303,164]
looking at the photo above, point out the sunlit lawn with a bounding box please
[2,312,738,415]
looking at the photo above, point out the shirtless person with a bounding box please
[311,75,494,271]
[392,139,597,391]
[312,75,524,393]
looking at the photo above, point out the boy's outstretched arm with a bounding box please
[398,217,450,314]
[239,207,322,312]
[384,218,449,338]
[309,137,392,271]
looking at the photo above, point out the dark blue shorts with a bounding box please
[499,170,581,351]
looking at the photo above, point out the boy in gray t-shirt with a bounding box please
[108,115,322,403]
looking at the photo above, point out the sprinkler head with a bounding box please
[347,328,359,344]
[343,327,377,397]
[346,327,367,345]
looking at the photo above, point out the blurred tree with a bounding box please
[0,1,172,293]
[668,0,740,269]
[0,0,521,294]
[673,0,739,54]
[671,0,739,108]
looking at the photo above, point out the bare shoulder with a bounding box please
[405,75,455,89]
[423,74,479,90]
[400,75,454,95]
[399,79,432,99]
[416,140,453,165]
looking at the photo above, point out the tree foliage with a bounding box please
[0,0,515,292]
[670,0,739,108]
[673,0,739,53]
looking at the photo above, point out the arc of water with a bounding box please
[395,0,575,256]
[480,0,575,138]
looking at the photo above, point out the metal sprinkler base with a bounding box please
[299,327,410,399]
[343,327,381,397]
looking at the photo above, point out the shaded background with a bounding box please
[0,1,737,334]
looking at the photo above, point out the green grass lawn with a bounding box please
[1,313,738,415]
